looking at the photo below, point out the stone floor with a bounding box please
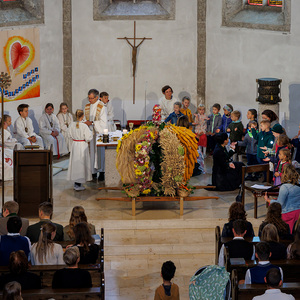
[1,156,268,300]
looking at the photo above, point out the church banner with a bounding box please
[0,28,40,102]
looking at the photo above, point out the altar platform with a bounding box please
[0,156,268,300]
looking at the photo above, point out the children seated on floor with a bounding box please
[154,260,179,300]
[14,104,44,149]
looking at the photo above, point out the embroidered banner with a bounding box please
[0,28,40,102]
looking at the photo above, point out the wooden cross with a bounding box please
[118,21,152,104]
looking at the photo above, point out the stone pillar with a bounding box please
[197,0,206,106]
[63,0,72,112]
[258,103,279,125]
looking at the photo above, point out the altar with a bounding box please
[97,130,122,187]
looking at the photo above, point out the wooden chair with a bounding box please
[241,164,271,218]
[0,287,103,300]
[231,269,300,300]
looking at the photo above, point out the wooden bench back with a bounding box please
[231,269,300,300]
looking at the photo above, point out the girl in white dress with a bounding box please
[39,103,68,158]
[0,115,23,150]
[67,109,93,191]
[57,102,73,152]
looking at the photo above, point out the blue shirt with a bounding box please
[271,183,300,214]
[165,111,184,125]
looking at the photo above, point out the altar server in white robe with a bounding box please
[1,115,23,150]
[100,91,116,132]
[159,85,177,121]
[39,103,68,157]
[14,104,44,149]
[57,102,73,151]
[67,109,93,191]
[84,89,108,181]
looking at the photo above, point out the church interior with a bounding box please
[1,0,300,299]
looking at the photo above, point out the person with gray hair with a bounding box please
[52,246,92,289]
[164,102,184,125]
[0,201,29,236]
[3,281,23,300]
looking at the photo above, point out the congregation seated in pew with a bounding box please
[252,268,295,300]
[69,222,99,264]
[258,202,291,240]
[30,223,64,266]
[63,206,96,241]
[0,201,29,237]
[219,219,255,267]
[222,202,255,238]
[0,251,41,290]
[287,224,300,259]
[244,242,283,285]
[260,224,287,260]
[26,202,64,244]
[0,217,31,266]
[52,247,92,289]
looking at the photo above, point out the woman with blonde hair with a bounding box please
[30,223,64,265]
[265,164,300,233]
[67,109,93,191]
[261,224,287,260]
[64,206,96,241]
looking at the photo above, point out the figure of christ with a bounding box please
[124,37,146,77]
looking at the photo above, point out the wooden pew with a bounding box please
[0,287,102,300]
[231,269,300,300]
[225,247,300,282]
[215,226,293,264]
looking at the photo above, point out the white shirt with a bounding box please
[252,289,295,300]
[15,116,37,138]
[159,96,177,121]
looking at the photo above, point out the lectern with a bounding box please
[14,149,53,218]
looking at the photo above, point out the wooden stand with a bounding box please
[13,149,53,218]
[96,186,218,216]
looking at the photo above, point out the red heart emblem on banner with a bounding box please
[10,42,30,70]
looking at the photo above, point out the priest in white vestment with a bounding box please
[39,103,68,157]
[84,89,108,181]
[14,104,44,149]
[159,85,177,121]
[100,92,116,132]
[67,110,93,191]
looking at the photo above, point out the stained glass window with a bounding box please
[248,0,263,5]
[268,0,282,7]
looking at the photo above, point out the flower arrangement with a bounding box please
[177,183,195,197]
[152,104,162,124]
[133,129,158,195]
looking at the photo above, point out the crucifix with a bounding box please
[118,21,152,104]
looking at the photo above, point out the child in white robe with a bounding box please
[100,92,116,132]
[67,109,93,191]
[39,103,68,158]
[0,115,23,150]
[57,102,73,152]
[14,104,44,149]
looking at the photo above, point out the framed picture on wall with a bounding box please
[268,0,282,6]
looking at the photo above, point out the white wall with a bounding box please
[72,0,198,126]
[206,1,300,137]
[1,0,63,133]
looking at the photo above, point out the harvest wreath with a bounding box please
[116,122,199,197]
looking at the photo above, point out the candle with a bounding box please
[122,129,128,134]
[103,129,108,134]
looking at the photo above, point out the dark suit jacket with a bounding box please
[26,219,64,243]
[0,214,29,236]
